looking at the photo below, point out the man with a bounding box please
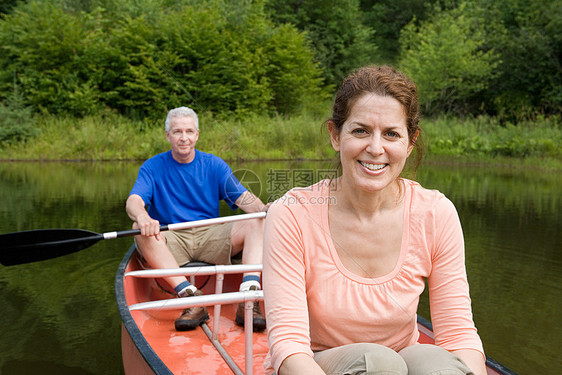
[126,106,267,331]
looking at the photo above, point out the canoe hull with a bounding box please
[122,323,157,375]
[116,245,515,375]
[116,245,268,374]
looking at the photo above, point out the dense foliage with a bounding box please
[399,0,562,122]
[399,3,501,116]
[266,0,377,85]
[0,0,560,146]
[0,0,326,120]
[360,0,437,63]
[0,90,37,143]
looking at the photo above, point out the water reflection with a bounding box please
[0,160,560,374]
[415,163,561,374]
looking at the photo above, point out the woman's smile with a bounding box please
[358,161,388,172]
[330,93,414,194]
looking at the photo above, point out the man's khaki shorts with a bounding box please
[164,222,234,266]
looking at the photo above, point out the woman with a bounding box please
[263,65,486,375]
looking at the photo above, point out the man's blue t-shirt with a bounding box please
[129,150,247,225]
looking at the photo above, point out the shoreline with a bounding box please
[1,155,559,172]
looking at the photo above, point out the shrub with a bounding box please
[0,0,326,119]
[0,91,37,144]
[423,115,562,158]
[399,3,500,116]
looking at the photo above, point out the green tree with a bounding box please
[399,0,561,120]
[0,0,22,15]
[266,0,377,85]
[360,0,436,63]
[398,3,500,116]
[471,0,562,120]
[262,23,327,114]
[0,88,37,143]
[0,2,107,116]
[0,0,326,119]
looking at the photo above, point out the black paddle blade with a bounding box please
[0,229,104,266]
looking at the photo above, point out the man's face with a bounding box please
[166,116,199,163]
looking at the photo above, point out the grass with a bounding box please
[0,110,334,161]
[422,115,561,158]
[0,110,560,170]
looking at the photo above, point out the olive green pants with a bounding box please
[313,343,473,375]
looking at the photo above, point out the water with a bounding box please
[0,160,560,374]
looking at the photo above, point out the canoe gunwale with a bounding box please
[415,316,517,375]
[115,244,173,375]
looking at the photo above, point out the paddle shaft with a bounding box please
[102,212,267,239]
[0,212,266,266]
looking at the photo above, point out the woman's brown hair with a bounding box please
[327,65,423,172]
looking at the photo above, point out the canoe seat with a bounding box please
[134,248,245,294]
[182,261,213,268]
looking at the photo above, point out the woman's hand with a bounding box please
[278,353,325,375]
[452,349,487,375]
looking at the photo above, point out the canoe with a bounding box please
[115,245,516,375]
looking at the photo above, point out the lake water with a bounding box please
[0,160,560,374]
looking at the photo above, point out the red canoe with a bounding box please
[115,245,516,375]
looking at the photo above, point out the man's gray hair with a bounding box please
[165,107,199,132]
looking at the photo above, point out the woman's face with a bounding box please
[329,93,415,194]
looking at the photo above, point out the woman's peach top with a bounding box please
[263,179,484,373]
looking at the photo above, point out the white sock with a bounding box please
[177,284,197,297]
[239,280,261,292]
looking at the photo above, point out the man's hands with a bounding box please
[126,194,163,240]
[235,191,270,214]
[135,212,162,240]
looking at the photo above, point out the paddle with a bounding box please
[0,212,267,266]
